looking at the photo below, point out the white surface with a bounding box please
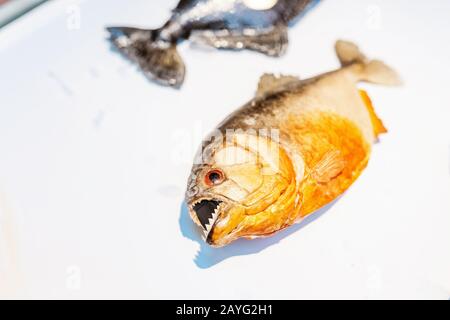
[0,0,449,299]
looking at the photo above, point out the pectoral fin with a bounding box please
[189,25,289,57]
[312,150,346,184]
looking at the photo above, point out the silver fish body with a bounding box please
[107,0,314,87]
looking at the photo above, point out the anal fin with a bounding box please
[359,90,387,140]
[189,25,288,57]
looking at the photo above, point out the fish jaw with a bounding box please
[190,198,223,241]
[188,197,244,245]
[207,205,247,247]
[186,171,298,247]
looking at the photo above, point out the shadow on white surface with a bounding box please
[179,198,339,269]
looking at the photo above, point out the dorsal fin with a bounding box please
[256,73,300,98]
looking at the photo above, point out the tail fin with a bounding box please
[335,40,402,86]
[106,27,185,88]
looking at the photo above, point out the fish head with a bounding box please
[186,131,300,247]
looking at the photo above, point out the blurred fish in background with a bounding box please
[107,0,317,88]
[0,0,48,28]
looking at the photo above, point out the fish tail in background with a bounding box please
[335,40,403,86]
[106,27,185,87]
[190,25,289,57]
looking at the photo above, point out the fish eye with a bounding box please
[205,169,225,186]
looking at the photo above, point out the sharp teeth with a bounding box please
[195,201,222,241]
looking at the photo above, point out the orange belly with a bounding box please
[283,110,371,218]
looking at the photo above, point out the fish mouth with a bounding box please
[192,199,223,242]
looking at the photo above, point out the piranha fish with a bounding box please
[106,0,313,87]
[185,40,402,247]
